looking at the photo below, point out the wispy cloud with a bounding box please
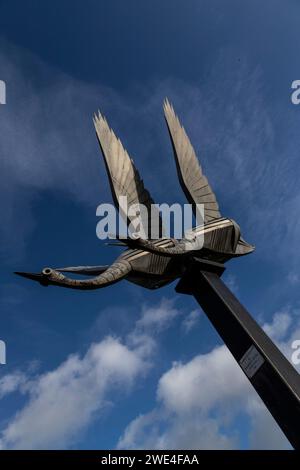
[223,273,239,294]
[0,371,27,399]
[134,298,182,333]
[287,272,300,285]
[181,310,200,334]
[0,41,289,265]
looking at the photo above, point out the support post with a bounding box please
[176,258,300,449]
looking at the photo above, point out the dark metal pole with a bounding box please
[176,258,300,450]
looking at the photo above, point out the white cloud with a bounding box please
[118,309,297,450]
[262,310,292,341]
[126,298,184,360]
[157,346,248,415]
[134,298,182,333]
[223,274,239,294]
[118,409,238,450]
[1,303,292,451]
[118,345,244,449]
[181,310,199,333]
[247,398,292,450]
[0,302,298,450]
[287,272,299,285]
[0,336,148,449]
[0,298,183,449]
[261,308,300,372]
[0,372,27,399]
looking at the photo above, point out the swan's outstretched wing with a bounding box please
[94,112,163,238]
[164,99,221,223]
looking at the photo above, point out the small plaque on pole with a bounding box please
[239,345,265,378]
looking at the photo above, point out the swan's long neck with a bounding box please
[45,260,131,290]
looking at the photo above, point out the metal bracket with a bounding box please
[176,257,226,295]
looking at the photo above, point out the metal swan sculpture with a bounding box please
[15,100,254,290]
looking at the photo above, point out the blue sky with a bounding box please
[0,0,300,449]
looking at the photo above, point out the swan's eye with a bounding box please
[42,268,52,276]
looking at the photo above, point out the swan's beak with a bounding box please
[14,271,49,285]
